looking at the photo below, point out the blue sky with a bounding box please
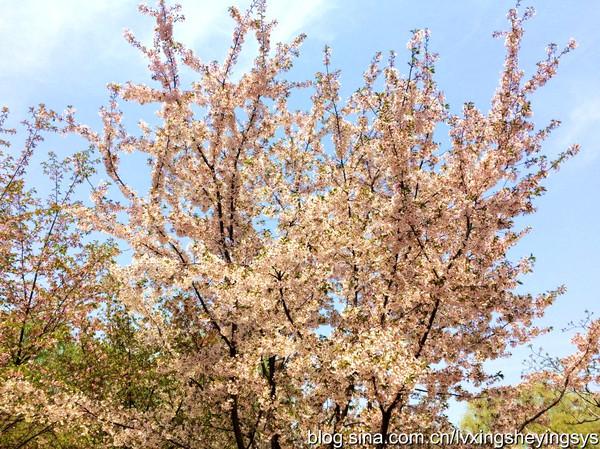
[1,0,598,425]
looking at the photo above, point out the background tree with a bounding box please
[0,106,118,448]
[462,317,599,444]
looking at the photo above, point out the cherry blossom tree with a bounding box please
[65,1,587,447]
[2,1,595,448]
[0,106,118,447]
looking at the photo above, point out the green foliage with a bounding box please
[462,384,600,447]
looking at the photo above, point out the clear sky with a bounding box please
[1,0,598,425]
